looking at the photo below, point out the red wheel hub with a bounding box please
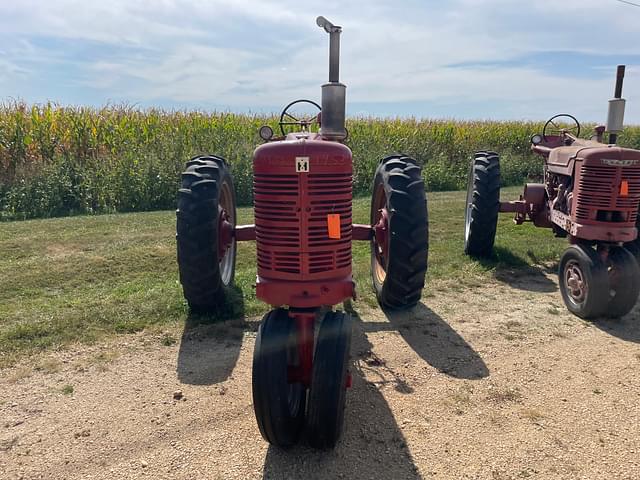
[374,207,390,265]
[218,208,234,258]
[372,183,390,283]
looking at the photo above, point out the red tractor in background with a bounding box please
[464,65,640,319]
[176,17,429,449]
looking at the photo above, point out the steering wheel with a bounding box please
[543,114,581,141]
[279,99,321,136]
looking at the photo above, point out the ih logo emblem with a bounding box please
[295,156,310,173]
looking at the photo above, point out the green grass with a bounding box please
[0,186,565,366]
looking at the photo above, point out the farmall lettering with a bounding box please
[296,156,310,172]
[601,158,639,167]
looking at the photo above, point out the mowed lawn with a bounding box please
[0,187,566,366]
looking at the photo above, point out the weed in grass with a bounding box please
[520,408,545,422]
[89,351,120,366]
[487,387,523,404]
[445,385,474,414]
[7,366,32,383]
[61,384,74,395]
[35,357,62,374]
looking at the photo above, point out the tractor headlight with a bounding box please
[259,125,274,141]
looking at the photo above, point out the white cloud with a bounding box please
[0,0,639,121]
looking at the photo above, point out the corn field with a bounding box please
[1,101,639,220]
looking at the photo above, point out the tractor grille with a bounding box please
[307,174,352,274]
[254,172,352,279]
[254,174,301,274]
[576,164,640,223]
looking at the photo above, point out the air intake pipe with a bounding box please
[316,16,347,141]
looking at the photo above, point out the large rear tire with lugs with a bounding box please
[176,155,236,313]
[464,151,500,257]
[371,155,429,310]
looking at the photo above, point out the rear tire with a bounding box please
[606,247,640,318]
[370,155,429,310]
[464,151,500,257]
[558,244,609,319]
[252,309,306,447]
[176,155,236,312]
[306,311,352,449]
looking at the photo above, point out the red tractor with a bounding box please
[464,65,640,319]
[176,17,429,448]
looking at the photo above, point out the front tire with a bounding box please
[252,309,306,447]
[606,247,640,318]
[370,155,429,310]
[558,244,609,319]
[306,311,352,449]
[464,151,500,257]
[176,155,236,312]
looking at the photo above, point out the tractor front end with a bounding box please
[176,16,429,450]
[253,136,354,308]
[567,147,640,243]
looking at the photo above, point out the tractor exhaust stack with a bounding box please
[317,16,347,140]
[607,65,626,144]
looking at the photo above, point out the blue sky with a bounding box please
[1,0,639,122]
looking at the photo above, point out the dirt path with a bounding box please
[2,270,640,480]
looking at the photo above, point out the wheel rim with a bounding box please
[464,165,474,244]
[219,180,235,286]
[372,184,389,284]
[564,259,587,305]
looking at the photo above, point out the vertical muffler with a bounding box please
[607,65,626,145]
[317,16,347,141]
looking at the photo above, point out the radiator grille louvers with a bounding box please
[254,171,352,279]
[576,164,640,223]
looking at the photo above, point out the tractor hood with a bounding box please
[547,142,640,176]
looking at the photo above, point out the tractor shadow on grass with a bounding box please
[479,246,557,294]
[376,302,489,380]
[262,319,423,479]
[176,286,256,385]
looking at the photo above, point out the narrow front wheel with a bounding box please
[558,245,609,319]
[252,309,306,447]
[606,247,640,318]
[306,311,352,449]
